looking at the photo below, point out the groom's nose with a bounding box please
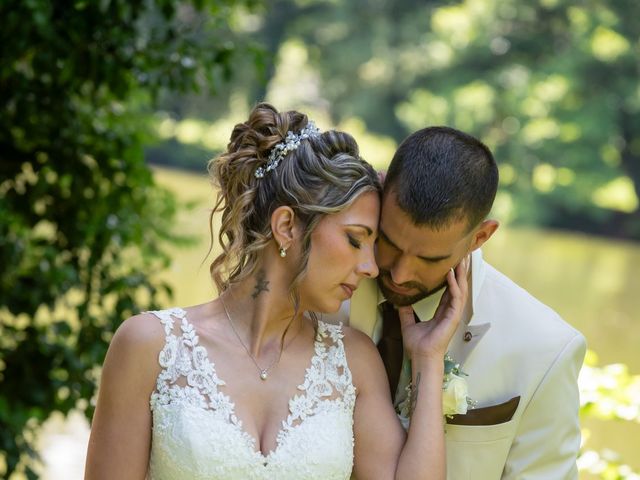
[389,255,415,285]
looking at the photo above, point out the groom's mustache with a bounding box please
[378,270,427,293]
[378,269,448,305]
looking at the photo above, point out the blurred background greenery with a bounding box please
[1,0,638,478]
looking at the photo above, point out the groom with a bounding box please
[343,127,586,479]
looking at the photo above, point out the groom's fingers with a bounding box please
[432,264,467,330]
[432,287,451,321]
[445,267,461,306]
[448,256,470,308]
[454,256,470,304]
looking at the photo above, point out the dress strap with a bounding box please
[146,307,187,337]
[319,321,356,402]
[315,322,353,391]
[149,307,226,413]
[277,321,355,438]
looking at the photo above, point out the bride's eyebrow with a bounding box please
[345,224,374,236]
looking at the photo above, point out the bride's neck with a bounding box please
[221,268,303,357]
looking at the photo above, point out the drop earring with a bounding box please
[279,245,287,258]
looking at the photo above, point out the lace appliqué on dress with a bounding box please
[146,308,355,480]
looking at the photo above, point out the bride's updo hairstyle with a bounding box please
[208,103,381,296]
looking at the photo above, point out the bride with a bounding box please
[84,103,468,479]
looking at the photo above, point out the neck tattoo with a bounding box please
[252,269,270,299]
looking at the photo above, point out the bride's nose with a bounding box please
[356,250,379,278]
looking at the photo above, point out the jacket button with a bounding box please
[463,331,473,342]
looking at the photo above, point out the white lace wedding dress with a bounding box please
[146,308,356,480]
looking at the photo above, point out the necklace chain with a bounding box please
[220,297,299,381]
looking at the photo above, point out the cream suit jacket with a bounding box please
[343,249,586,480]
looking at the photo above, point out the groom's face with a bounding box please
[376,193,474,307]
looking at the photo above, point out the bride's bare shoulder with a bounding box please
[112,302,224,352]
[112,311,168,348]
[340,324,375,349]
[340,325,383,375]
[102,310,174,379]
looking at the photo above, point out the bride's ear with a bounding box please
[271,206,296,251]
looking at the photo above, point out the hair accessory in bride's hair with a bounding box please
[254,121,321,178]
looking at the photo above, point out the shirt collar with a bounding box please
[413,289,445,322]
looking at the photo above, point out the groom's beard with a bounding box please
[377,270,447,307]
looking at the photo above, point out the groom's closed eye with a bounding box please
[379,229,451,264]
[378,230,399,251]
[417,254,451,264]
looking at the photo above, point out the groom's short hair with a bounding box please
[385,126,499,232]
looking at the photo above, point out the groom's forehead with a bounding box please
[381,194,468,235]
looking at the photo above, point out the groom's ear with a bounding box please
[468,219,499,252]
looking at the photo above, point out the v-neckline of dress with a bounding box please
[173,307,324,461]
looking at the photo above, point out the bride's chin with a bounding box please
[309,298,342,315]
[325,302,342,314]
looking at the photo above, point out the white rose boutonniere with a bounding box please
[443,374,468,415]
[443,354,475,417]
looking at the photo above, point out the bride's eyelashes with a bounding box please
[347,234,361,249]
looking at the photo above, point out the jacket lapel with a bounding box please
[447,249,491,367]
[448,322,491,367]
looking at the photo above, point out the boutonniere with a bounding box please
[396,353,475,428]
[442,354,475,417]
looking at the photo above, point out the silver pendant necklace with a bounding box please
[221,297,298,381]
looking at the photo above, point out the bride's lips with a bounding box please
[340,283,356,298]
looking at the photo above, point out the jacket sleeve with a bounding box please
[502,330,587,479]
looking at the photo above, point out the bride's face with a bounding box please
[298,191,380,313]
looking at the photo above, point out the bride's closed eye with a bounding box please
[347,235,361,249]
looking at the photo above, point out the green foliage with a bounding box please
[226,0,640,238]
[579,351,640,479]
[0,0,261,476]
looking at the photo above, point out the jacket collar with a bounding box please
[447,249,491,366]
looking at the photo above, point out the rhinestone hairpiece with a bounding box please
[254,121,321,179]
